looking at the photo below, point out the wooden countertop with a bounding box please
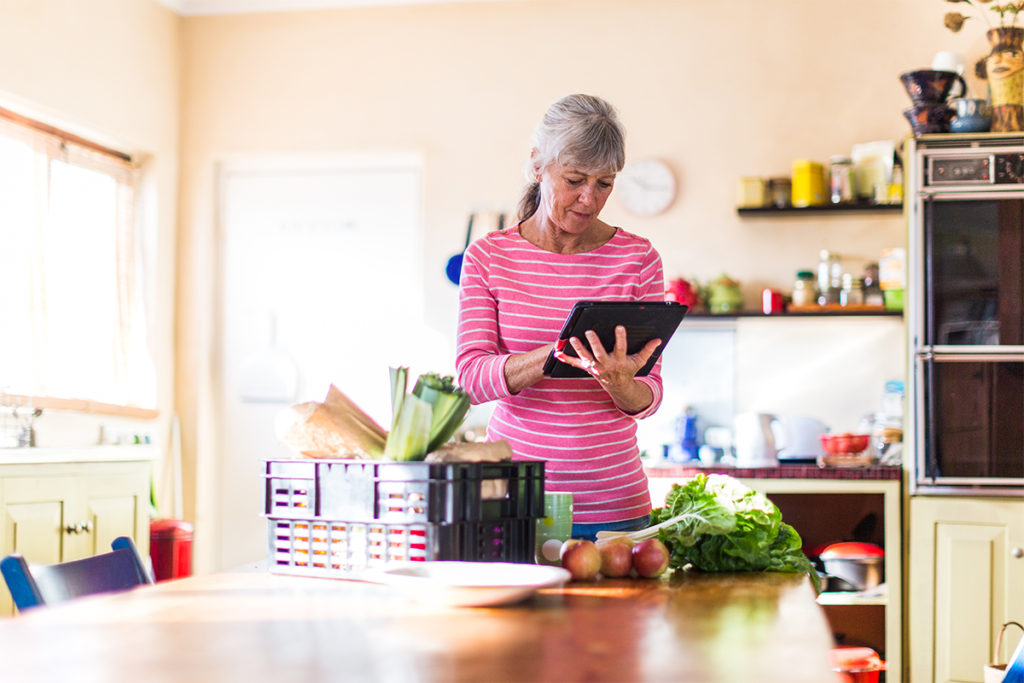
[0,566,835,683]
[646,463,903,480]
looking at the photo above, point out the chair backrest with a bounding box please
[1,536,153,611]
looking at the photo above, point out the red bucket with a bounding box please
[149,518,194,582]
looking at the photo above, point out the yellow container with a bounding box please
[791,159,826,207]
[736,177,766,208]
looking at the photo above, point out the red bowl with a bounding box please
[820,433,870,456]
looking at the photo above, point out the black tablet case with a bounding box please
[542,301,688,378]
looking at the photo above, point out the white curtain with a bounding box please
[0,115,154,409]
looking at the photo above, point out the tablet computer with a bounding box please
[542,300,688,378]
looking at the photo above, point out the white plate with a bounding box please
[375,561,571,607]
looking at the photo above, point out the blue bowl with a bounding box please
[950,114,992,133]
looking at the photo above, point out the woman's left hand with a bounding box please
[553,326,660,411]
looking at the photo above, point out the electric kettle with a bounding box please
[776,416,829,463]
[733,412,781,467]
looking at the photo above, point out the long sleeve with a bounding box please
[455,240,513,405]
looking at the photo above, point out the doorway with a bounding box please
[214,156,424,570]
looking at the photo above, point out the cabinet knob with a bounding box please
[1012,547,1023,559]
[63,521,94,535]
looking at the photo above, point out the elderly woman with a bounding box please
[455,94,667,541]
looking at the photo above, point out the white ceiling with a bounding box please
[154,0,515,16]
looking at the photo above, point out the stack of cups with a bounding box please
[899,68,966,135]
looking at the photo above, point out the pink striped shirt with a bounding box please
[455,225,665,524]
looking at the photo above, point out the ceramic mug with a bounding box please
[903,102,955,135]
[899,69,967,104]
[950,97,993,133]
[932,50,966,75]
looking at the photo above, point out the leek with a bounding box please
[388,366,408,432]
[384,394,433,461]
[384,368,470,461]
[413,373,471,453]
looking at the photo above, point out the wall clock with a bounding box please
[616,158,677,217]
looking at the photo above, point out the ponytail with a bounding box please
[516,181,541,224]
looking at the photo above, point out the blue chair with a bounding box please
[1,536,153,611]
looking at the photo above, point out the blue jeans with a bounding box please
[571,515,650,543]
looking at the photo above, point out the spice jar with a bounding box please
[840,273,864,306]
[767,177,791,208]
[829,155,854,204]
[791,270,816,307]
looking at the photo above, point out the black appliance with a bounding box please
[907,135,1024,493]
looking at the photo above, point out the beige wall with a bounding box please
[0,0,997,570]
[0,1,181,499]
[176,0,995,569]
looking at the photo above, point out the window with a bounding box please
[0,109,155,412]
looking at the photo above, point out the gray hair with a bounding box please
[516,94,626,222]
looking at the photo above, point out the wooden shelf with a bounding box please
[686,309,902,319]
[737,203,903,216]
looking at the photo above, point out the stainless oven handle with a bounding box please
[920,190,1024,200]
[916,349,1024,362]
[928,344,1024,354]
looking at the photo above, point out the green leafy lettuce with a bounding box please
[645,473,820,591]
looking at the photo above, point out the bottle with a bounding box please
[791,270,816,307]
[817,250,841,306]
[676,407,701,462]
[888,163,904,205]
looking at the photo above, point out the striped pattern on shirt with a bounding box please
[455,225,666,524]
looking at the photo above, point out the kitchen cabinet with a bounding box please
[648,471,903,681]
[908,496,1024,683]
[0,447,154,615]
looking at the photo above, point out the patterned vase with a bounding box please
[986,27,1024,132]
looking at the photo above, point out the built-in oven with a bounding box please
[907,135,1024,493]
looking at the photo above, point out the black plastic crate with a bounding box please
[263,459,545,524]
[267,516,538,578]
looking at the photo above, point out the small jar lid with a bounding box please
[796,270,814,279]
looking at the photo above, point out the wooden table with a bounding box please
[0,566,836,682]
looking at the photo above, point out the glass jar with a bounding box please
[791,270,816,307]
[829,155,854,204]
[840,273,864,306]
[767,177,791,208]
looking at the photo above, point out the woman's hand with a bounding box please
[553,325,660,413]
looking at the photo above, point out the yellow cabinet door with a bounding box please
[0,475,77,615]
[909,497,1024,683]
[0,458,152,616]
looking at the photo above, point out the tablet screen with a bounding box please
[542,301,688,378]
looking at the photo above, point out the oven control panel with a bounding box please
[926,152,1024,186]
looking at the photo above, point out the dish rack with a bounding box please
[263,458,545,578]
